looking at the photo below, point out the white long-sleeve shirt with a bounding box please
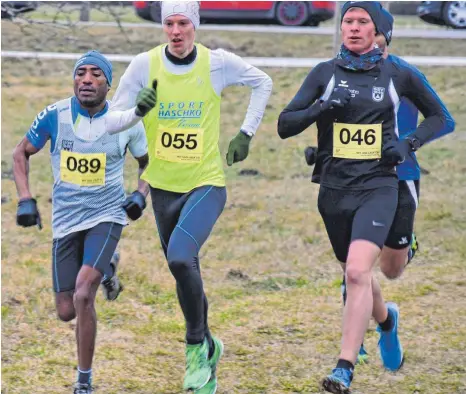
[110,46,273,136]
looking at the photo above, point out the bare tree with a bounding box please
[2,2,133,45]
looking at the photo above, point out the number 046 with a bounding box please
[339,128,376,145]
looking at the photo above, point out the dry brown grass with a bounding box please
[2,23,466,394]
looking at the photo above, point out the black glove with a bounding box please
[381,139,413,166]
[122,191,146,221]
[320,88,351,112]
[17,198,42,230]
[304,146,317,166]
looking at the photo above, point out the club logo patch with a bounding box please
[62,139,74,151]
[372,86,385,102]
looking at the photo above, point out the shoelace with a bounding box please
[332,368,352,382]
[103,278,115,291]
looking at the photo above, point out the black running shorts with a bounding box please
[318,186,398,263]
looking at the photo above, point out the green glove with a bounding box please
[226,131,252,166]
[135,79,157,117]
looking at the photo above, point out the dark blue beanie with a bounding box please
[378,7,394,45]
[73,50,112,86]
[341,1,383,34]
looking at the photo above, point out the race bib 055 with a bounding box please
[155,128,204,163]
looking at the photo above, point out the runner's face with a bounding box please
[74,65,108,107]
[375,33,389,58]
[375,33,387,51]
[341,8,377,54]
[164,15,195,58]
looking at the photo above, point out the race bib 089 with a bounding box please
[155,128,204,163]
[60,151,106,186]
[333,122,382,160]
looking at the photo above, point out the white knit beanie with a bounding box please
[161,1,200,29]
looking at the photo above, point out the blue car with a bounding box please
[417,1,466,29]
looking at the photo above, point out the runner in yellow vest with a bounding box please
[109,2,273,392]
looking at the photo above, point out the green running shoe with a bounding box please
[356,345,369,365]
[183,338,211,391]
[195,336,223,394]
[194,376,217,394]
[407,233,419,265]
[209,336,224,373]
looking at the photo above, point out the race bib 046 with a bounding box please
[60,151,106,186]
[333,122,382,160]
[155,128,204,163]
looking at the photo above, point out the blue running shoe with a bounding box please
[357,345,369,365]
[322,368,353,394]
[377,302,404,371]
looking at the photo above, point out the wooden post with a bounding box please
[333,2,342,55]
[80,2,90,22]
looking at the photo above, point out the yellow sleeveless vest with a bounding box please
[141,44,225,193]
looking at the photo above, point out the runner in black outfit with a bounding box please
[302,6,455,368]
[278,2,450,393]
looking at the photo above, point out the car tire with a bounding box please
[150,1,162,23]
[276,1,309,26]
[442,1,466,29]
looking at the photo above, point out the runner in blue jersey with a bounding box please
[376,8,454,278]
[12,51,154,394]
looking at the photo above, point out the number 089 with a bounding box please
[66,157,101,174]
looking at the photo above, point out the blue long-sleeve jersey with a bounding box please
[389,55,455,180]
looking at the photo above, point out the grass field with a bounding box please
[2,21,466,394]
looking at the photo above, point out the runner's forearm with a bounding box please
[105,108,142,135]
[277,63,326,139]
[239,72,273,136]
[13,144,33,200]
[137,169,150,197]
[136,154,150,197]
[404,69,454,146]
[278,101,323,139]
